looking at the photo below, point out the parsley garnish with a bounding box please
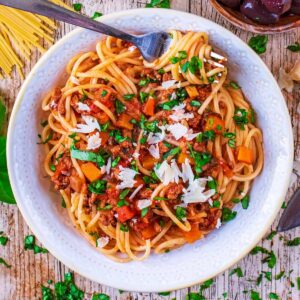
[170,50,187,64]
[159,99,180,110]
[139,77,151,87]
[41,285,54,300]
[175,206,186,221]
[287,42,300,52]
[163,147,181,159]
[274,270,285,280]
[229,81,240,90]
[190,100,201,107]
[266,231,276,240]
[187,144,211,174]
[92,294,110,300]
[250,246,276,268]
[73,3,82,11]
[71,146,106,167]
[0,257,11,268]
[139,115,159,132]
[212,200,221,208]
[110,129,128,143]
[38,131,53,144]
[158,292,171,296]
[269,293,279,300]
[120,223,129,232]
[139,92,149,103]
[0,232,8,246]
[229,267,244,277]
[115,99,125,114]
[88,180,107,194]
[146,0,170,8]
[223,131,236,148]
[181,56,202,74]
[207,178,217,191]
[248,35,268,55]
[91,12,103,19]
[141,207,149,217]
[285,237,300,246]
[80,90,88,102]
[61,198,66,208]
[97,204,112,211]
[111,156,121,168]
[117,199,129,207]
[123,94,135,100]
[24,235,48,254]
[221,207,237,222]
[40,120,48,127]
[158,68,165,74]
[233,108,249,130]
[263,271,272,281]
[196,130,215,142]
[119,189,130,200]
[241,195,250,209]
[250,290,262,300]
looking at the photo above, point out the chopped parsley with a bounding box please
[38,131,53,144]
[285,237,300,246]
[241,195,250,209]
[91,12,103,19]
[141,207,149,218]
[97,204,112,211]
[119,189,130,200]
[163,147,181,159]
[287,42,300,52]
[207,178,217,191]
[250,290,262,300]
[120,223,129,232]
[41,285,54,300]
[145,0,170,8]
[200,278,214,291]
[123,94,135,100]
[100,122,110,132]
[115,99,125,114]
[40,120,48,127]
[229,267,244,277]
[281,202,287,209]
[256,273,263,286]
[0,257,11,268]
[159,99,180,110]
[139,115,159,132]
[73,3,82,11]
[158,68,165,74]
[229,81,240,90]
[275,270,285,280]
[80,90,88,102]
[233,109,249,130]
[212,200,221,208]
[250,246,276,268]
[111,156,121,168]
[139,92,149,103]
[88,180,107,194]
[181,56,202,74]
[92,294,110,300]
[0,232,8,246]
[269,293,279,300]
[266,231,277,240]
[170,50,187,64]
[175,206,186,221]
[221,207,237,222]
[61,198,66,208]
[262,271,272,281]
[24,235,48,254]
[101,90,108,97]
[176,88,188,101]
[71,146,106,167]
[196,130,215,142]
[117,199,129,207]
[139,77,151,87]
[190,100,201,107]
[248,35,268,55]
[110,129,128,143]
[158,292,171,296]
[187,144,211,174]
[223,131,236,148]
[50,164,56,172]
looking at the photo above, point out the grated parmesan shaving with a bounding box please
[87,132,102,150]
[215,218,222,229]
[154,160,181,185]
[170,103,194,122]
[133,152,140,159]
[106,157,112,175]
[137,199,152,210]
[162,80,177,89]
[181,158,194,183]
[147,132,164,144]
[129,184,144,200]
[72,115,101,133]
[149,144,160,159]
[128,45,137,52]
[97,236,109,248]
[117,166,138,189]
[166,123,188,140]
[77,102,90,112]
[70,76,80,85]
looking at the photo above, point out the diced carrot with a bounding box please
[116,113,133,130]
[143,97,155,116]
[81,162,102,182]
[185,86,199,99]
[99,132,109,145]
[134,176,144,188]
[141,225,157,239]
[205,115,225,134]
[177,152,194,164]
[218,159,233,178]
[142,155,158,169]
[69,175,83,193]
[97,112,110,124]
[237,146,253,164]
[183,223,203,243]
[116,206,135,223]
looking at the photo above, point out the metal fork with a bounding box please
[0,0,170,62]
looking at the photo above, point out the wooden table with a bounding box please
[0,1,299,299]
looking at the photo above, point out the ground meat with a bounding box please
[198,208,221,231]
[110,140,134,160]
[187,114,202,130]
[165,183,184,200]
[193,142,206,152]
[197,85,212,101]
[124,98,142,119]
[158,142,169,154]
[51,155,72,190]
[138,188,152,199]
[94,86,117,110]
[162,73,172,82]
[99,210,115,226]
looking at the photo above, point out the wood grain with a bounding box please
[0,0,299,299]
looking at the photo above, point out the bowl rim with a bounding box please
[7,8,294,292]
[209,0,300,34]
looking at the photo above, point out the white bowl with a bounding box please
[7,8,293,292]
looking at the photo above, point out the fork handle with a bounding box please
[0,0,136,43]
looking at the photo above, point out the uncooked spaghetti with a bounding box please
[41,30,263,262]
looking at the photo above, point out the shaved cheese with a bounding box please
[147,132,164,144]
[181,158,194,183]
[106,157,112,175]
[72,115,100,133]
[129,184,144,200]
[117,166,138,189]
[170,159,182,183]
[170,92,177,100]
[128,45,137,52]
[77,102,90,112]
[216,218,222,229]
[182,178,216,204]
[167,123,188,140]
[162,80,177,89]
[149,144,160,159]
[97,236,109,248]
[70,76,80,85]
[185,129,200,141]
[87,132,102,150]
[137,199,152,210]
[208,199,213,206]
[133,152,140,159]
[170,103,194,122]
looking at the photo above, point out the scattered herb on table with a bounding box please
[266,231,277,240]
[91,12,103,19]
[275,270,285,280]
[285,237,300,246]
[263,271,272,281]
[250,290,262,300]
[0,232,8,246]
[269,292,279,299]
[146,0,170,8]
[158,292,171,296]
[287,42,300,52]
[250,246,276,269]
[73,3,82,11]
[281,202,287,209]
[0,257,11,268]
[24,235,48,254]
[229,267,244,277]
[92,293,110,300]
[248,35,268,55]
[221,207,237,222]
[256,273,263,286]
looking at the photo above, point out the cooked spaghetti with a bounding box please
[41,31,263,262]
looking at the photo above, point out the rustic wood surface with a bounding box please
[0,1,299,299]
